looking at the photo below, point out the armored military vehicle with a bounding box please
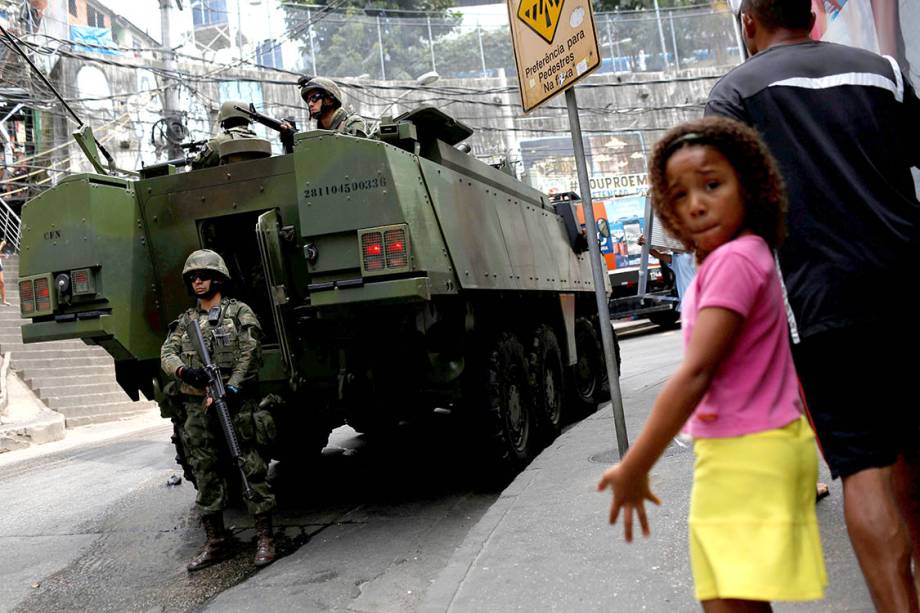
[16,107,616,475]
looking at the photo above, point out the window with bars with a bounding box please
[191,0,228,28]
[86,6,105,28]
[256,39,283,68]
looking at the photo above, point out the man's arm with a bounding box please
[161,317,188,378]
[704,78,749,123]
[228,304,262,388]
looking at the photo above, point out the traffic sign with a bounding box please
[507,0,600,112]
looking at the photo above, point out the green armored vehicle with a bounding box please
[16,107,616,473]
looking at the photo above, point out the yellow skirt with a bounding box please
[689,416,827,602]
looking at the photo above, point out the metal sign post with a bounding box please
[506,0,629,455]
[565,88,629,457]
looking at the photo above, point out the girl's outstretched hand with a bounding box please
[597,463,661,542]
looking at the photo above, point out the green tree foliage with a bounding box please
[284,0,461,80]
[593,0,708,11]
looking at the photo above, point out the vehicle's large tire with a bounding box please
[528,324,565,445]
[476,331,539,473]
[648,309,680,328]
[568,317,607,417]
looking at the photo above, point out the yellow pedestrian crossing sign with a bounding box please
[517,0,565,44]
[507,0,600,112]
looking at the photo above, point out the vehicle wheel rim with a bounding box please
[545,368,562,424]
[506,372,527,451]
[576,353,596,399]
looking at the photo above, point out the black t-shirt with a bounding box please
[705,40,920,339]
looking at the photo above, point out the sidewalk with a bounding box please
[419,403,872,611]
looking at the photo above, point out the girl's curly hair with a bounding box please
[648,116,787,260]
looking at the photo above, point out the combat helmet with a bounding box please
[183,249,231,282]
[217,100,251,127]
[298,76,344,107]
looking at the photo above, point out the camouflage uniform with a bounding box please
[190,100,259,169]
[327,107,368,138]
[161,297,276,516]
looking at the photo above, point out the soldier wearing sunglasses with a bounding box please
[161,249,277,571]
[296,76,367,138]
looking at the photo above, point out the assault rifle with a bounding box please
[189,318,254,500]
[235,103,296,154]
[139,139,209,177]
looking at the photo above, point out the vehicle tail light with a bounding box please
[385,228,408,268]
[19,279,34,315]
[71,268,95,295]
[35,277,51,313]
[361,232,385,271]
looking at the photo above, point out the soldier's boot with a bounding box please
[253,513,276,568]
[187,513,229,572]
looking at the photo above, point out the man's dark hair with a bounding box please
[740,0,813,30]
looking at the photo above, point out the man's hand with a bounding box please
[597,463,661,542]
[178,366,210,388]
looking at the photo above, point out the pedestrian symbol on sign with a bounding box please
[517,0,565,44]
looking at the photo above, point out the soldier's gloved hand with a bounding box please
[178,367,210,388]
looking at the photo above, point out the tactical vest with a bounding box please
[179,300,251,374]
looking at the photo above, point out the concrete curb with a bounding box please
[0,357,66,453]
[0,408,66,453]
[0,352,10,416]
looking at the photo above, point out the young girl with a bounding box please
[597,116,826,611]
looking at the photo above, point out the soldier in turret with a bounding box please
[161,249,277,571]
[191,101,258,169]
[297,76,368,137]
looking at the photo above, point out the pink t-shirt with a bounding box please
[681,234,802,438]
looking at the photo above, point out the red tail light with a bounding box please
[385,228,408,268]
[361,232,385,271]
[19,279,35,315]
[35,277,51,311]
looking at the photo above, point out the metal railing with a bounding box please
[0,195,21,254]
[284,4,742,82]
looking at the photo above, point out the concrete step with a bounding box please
[33,381,126,399]
[17,364,115,380]
[8,347,109,360]
[24,372,120,390]
[56,401,156,420]
[64,406,157,428]
[0,330,23,340]
[11,356,113,370]
[43,391,133,410]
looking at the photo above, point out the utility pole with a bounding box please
[158,0,183,160]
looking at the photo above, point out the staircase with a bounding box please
[1,255,157,427]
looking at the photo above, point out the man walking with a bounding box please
[705,1,920,610]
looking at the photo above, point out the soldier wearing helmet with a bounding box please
[297,76,368,137]
[191,100,259,169]
[161,249,277,571]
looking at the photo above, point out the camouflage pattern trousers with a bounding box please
[177,395,276,516]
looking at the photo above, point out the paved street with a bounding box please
[0,325,871,612]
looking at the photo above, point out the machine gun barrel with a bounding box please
[234,104,296,153]
[189,319,254,500]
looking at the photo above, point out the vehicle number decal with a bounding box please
[303,176,387,199]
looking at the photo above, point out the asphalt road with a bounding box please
[3,322,811,612]
[0,398,502,612]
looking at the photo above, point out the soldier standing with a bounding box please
[191,101,258,169]
[161,249,277,571]
[297,76,368,137]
